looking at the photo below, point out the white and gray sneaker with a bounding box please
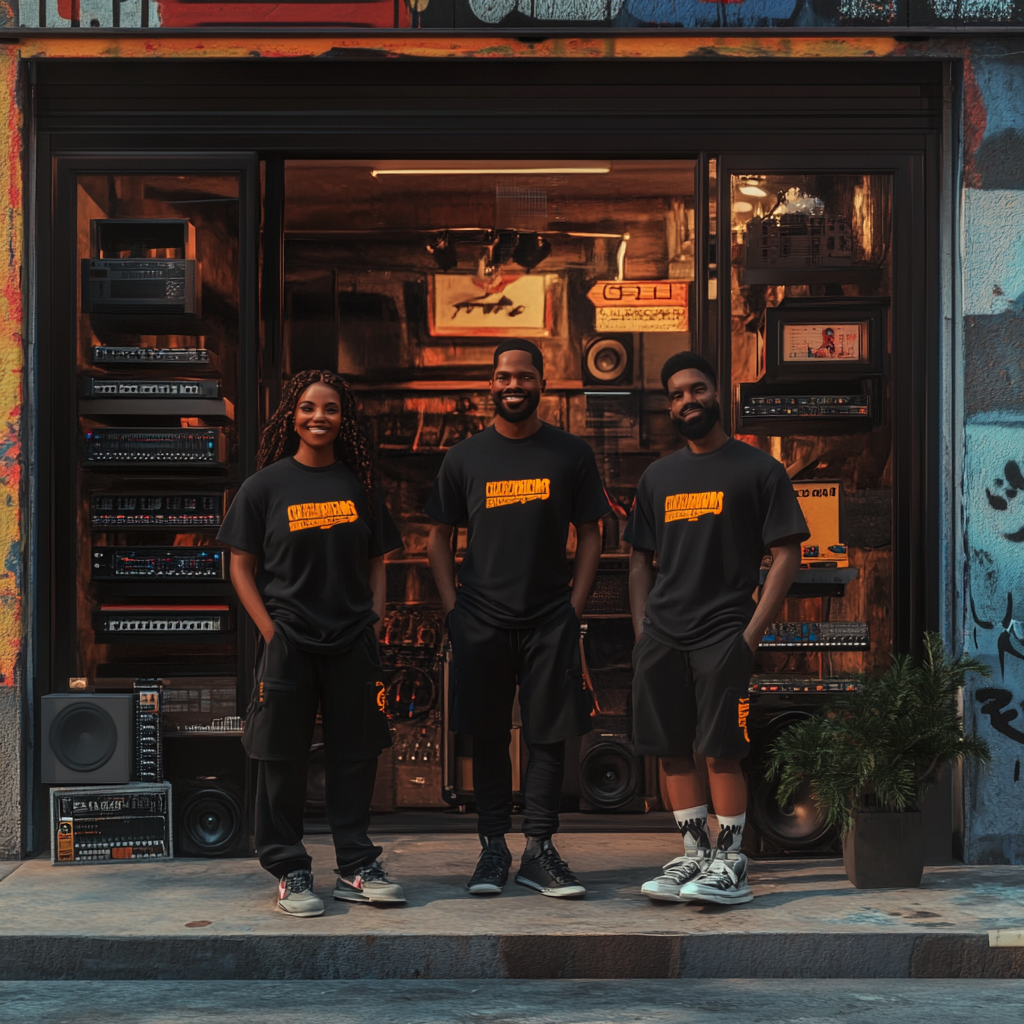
[334,860,407,904]
[277,869,325,917]
[641,852,713,902]
[678,852,753,905]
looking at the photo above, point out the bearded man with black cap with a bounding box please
[426,339,610,899]
[626,352,808,906]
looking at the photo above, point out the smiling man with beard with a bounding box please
[625,351,808,907]
[426,339,610,899]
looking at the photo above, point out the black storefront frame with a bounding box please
[28,57,945,853]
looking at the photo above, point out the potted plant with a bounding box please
[766,633,991,889]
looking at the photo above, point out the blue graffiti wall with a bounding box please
[962,44,1024,864]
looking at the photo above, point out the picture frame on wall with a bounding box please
[759,297,887,381]
[428,273,559,338]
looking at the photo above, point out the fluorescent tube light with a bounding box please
[371,164,611,178]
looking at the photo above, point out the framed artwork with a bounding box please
[761,298,886,380]
[428,273,558,338]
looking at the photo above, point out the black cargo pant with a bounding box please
[243,627,391,878]
[448,600,592,839]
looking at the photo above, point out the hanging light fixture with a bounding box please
[426,231,458,271]
[739,176,768,198]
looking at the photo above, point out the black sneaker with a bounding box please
[468,835,513,895]
[515,837,586,899]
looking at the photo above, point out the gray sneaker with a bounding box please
[334,860,407,904]
[277,870,324,917]
[641,851,712,903]
[678,852,753,905]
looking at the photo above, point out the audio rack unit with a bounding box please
[90,494,223,529]
[736,379,880,435]
[743,393,870,420]
[92,547,226,581]
[92,347,210,364]
[82,429,227,468]
[750,675,861,694]
[94,605,231,640]
[133,679,163,784]
[759,621,869,650]
[51,784,172,864]
[81,379,220,399]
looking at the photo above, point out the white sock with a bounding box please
[716,812,746,854]
[673,805,710,856]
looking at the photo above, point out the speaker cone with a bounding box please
[579,738,641,811]
[180,787,243,856]
[585,337,630,384]
[49,702,118,772]
[752,774,832,849]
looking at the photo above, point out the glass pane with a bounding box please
[75,172,241,711]
[729,171,893,682]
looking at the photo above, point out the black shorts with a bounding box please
[631,630,755,760]
[447,600,593,744]
[242,626,391,761]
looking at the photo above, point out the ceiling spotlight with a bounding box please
[511,233,551,271]
[426,231,458,272]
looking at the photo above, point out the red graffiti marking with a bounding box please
[963,57,987,190]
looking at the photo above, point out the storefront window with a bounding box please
[74,172,241,715]
[729,171,894,682]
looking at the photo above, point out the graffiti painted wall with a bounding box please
[0,47,23,861]
[961,45,1024,863]
[4,0,1024,29]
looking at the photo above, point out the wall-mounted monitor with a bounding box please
[760,297,887,381]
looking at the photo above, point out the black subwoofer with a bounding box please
[40,693,133,784]
[746,705,839,856]
[578,731,646,813]
[164,734,253,858]
[176,780,246,857]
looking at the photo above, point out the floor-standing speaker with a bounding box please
[163,734,254,858]
[745,696,839,856]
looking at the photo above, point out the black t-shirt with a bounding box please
[425,423,611,628]
[217,457,402,652]
[624,438,809,650]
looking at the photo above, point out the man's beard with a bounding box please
[671,399,721,440]
[494,389,541,423]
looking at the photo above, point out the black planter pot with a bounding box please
[842,810,925,889]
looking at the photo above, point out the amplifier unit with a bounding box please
[51,783,173,864]
[759,621,869,650]
[133,679,163,784]
[82,259,198,315]
[750,675,861,694]
[92,347,210,364]
[90,494,223,529]
[83,429,226,467]
[94,605,231,636]
[743,393,870,419]
[92,547,225,581]
[82,379,219,399]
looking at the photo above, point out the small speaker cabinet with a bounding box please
[41,693,133,785]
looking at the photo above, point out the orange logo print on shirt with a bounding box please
[287,500,359,532]
[664,491,724,523]
[485,478,551,509]
[737,697,750,742]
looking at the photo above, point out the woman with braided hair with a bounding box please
[218,369,406,917]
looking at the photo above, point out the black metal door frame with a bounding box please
[28,57,944,851]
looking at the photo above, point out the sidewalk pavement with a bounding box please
[1,832,1023,980]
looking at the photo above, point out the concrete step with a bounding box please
[1,833,1023,980]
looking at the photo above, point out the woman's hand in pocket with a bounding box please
[261,625,276,645]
